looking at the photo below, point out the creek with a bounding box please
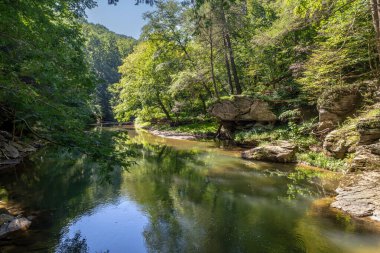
[0,127,379,253]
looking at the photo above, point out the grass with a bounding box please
[234,121,318,150]
[148,121,218,135]
[297,151,347,171]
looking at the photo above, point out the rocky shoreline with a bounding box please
[0,131,42,170]
[0,200,36,239]
[331,171,380,222]
[0,131,42,237]
[148,98,380,226]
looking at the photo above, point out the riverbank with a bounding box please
[136,121,380,226]
[136,120,217,141]
[0,131,42,170]
[140,122,346,170]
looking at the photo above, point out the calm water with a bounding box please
[0,128,379,253]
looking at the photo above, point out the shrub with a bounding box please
[297,152,346,171]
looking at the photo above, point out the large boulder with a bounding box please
[323,127,359,159]
[242,141,296,163]
[317,88,360,133]
[0,216,32,237]
[331,171,380,221]
[209,96,277,122]
[349,141,380,171]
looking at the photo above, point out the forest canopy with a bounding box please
[110,0,380,123]
[1,0,380,146]
[0,0,134,152]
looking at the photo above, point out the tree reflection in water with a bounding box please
[56,232,89,253]
[0,128,371,253]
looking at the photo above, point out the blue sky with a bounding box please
[86,1,155,38]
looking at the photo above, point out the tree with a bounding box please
[111,40,181,121]
[82,23,135,121]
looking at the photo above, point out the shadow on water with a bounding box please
[0,127,379,253]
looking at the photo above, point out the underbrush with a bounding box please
[167,122,218,134]
[297,152,346,171]
[234,121,318,149]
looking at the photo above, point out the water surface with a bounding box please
[0,128,379,253]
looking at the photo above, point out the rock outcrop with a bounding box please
[0,131,37,168]
[350,142,380,171]
[317,88,360,133]
[242,141,296,163]
[357,115,380,145]
[331,171,380,221]
[321,103,380,162]
[328,104,380,222]
[209,96,277,123]
[323,127,359,159]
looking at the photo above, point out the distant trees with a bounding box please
[0,0,136,150]
[82,23,135,121]
[111,40,181,121]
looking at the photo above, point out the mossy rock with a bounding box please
[323,126,360,159]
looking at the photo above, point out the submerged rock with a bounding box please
[331,171,380,221]
[242,141,296,163]
[7,218,31,232]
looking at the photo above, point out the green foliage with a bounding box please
[109,0,379,130]
[110,39,182,122]
[82,23,136,121]
[2,0,378,164]
[0,0,136,159]
[278,109,301,122]
[298,0,376,103]
[297,152,346,171]
[235,120,318,149]
[0,0,97,144]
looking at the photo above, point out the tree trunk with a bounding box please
[225,32,242,94]
[166,25,213,97]
[209,24,220,99]
[222,31,234,95]
[220,7,242,94]
[199,94,207,114]
[156,92,171,120]
[371,0,380,61]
